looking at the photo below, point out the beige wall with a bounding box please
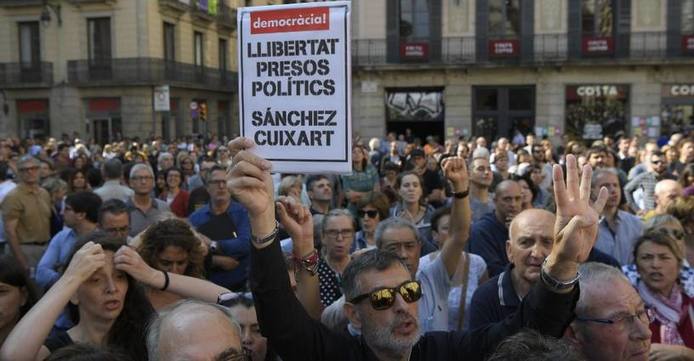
[352,65,694,141]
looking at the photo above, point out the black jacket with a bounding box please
[250,240,579,361]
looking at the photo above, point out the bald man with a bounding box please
[466,180,522,276]
[147,300,242,361]
[651,179,683,217]
[469,209,619,330]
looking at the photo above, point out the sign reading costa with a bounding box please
[664,84,694,97]
[238,2,352,173]
[251,7,329,34]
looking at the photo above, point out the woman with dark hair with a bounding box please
[226,293,279,361]
[679,163,694,196]
[0,230,231,361]
[340,145,379,212]
[352,192,390,251]
[65,169,90,194]
[157,168,189,218]
[390,171,435,241]
[135,219,207,309]
[0,255,39,348]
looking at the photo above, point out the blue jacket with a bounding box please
[189,202,251,289]
[466,211,509,277]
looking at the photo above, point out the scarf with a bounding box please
[638,281,693,345]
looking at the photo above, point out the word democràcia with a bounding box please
[252,11,327,32]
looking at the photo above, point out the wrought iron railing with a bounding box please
[0,62,53,87]
[67,58,237,91]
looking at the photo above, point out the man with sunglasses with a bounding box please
[228,136,609,361]
[2,155,51,271]
[624,151,676,215]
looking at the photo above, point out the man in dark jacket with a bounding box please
[227,137,608,361]
[466,180,522,276]
[469,209,620,330]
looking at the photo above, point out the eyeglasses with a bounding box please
[349,280,422,310]
[131,176,153,182]
[324,229,354,239]
[358,210,379,219]
[575,307,652,331]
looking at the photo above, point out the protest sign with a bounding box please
[238,1,351,173]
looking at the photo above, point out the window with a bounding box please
[581,0,613,36]
[683,0,694,35]
[399,0,430,41]
[488,0,520,38]
[18,22,40,67]
[218,38,228,71]
[163,22,176,62]
[88,18,111,65]
[194,31,204,66]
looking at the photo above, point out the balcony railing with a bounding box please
[67,58,237,92]
[353,31,693,67]
[0,62,53,88]
[217,2,236,29]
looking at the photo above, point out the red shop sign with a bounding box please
[399,42,429,61]
[682,35,694,54]
[582,36,614,55]
[488,39,519,57]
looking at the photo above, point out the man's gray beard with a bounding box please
[361,314,421,357]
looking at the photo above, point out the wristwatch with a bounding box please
[540,259,580,292]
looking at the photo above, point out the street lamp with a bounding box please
[41,1,62,27]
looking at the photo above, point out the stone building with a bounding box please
[351,0,694,144]
[0,0,271,142]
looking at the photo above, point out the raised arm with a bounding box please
[276,196,322,320]
[227,137,352,361]
[439,156,471,277]
[453,154,609,360]
[113,246,231,303]
[0,242,106,361]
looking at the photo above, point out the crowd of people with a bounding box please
[0,129,692,360]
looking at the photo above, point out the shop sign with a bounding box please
[582,36,614,55]
[663,84,694,97]
[683,35,694,54]
[488,39,520,57]
[566,84,628,101]
[399,42,429,61]
[153,85,170,112]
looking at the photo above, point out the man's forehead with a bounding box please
[381,227,417,242]
[358,265,411,292]
[584,280,643,316]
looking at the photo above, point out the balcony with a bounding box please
[67,58,237,92]
[352,31,694,68]
[217,2,236,30]
[0,62,53,88]
[159,0,190,13]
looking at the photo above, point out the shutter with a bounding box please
[476,0,488,61]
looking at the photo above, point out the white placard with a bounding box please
[153,85,170,112]
[238,2,352,174]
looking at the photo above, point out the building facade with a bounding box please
[352,0,694,144]
[0,0,266,143]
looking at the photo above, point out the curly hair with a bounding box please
[137,219,205,278]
